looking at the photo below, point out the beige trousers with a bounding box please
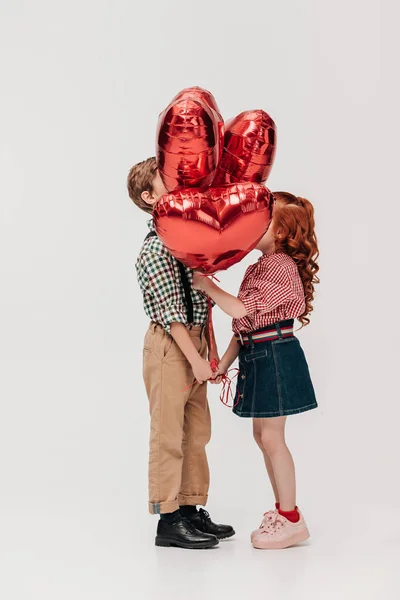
[143,323,211,515]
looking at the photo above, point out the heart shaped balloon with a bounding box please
[213,110,277,185]
[172,87,223,124]
[156,87,224,192]
[172,87,224,162]
[155,90,277,273]
[153,183,274,274]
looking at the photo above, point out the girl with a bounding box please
[193,192,319,550]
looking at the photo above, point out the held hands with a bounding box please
[214,359,228,378]
[187,355,237,408]
[190,355,229,385]
[191,356,215,385]
[208,351,222,385]
[212,359,229,384]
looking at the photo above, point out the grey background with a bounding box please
[0,1,398,598]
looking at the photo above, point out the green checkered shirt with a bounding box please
[135,221,209,333]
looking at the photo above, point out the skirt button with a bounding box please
[241,375,246,379]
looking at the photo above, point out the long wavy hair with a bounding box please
[272,192,320,327]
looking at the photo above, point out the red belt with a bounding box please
[235,323,294,346]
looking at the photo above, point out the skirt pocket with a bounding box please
[233,344,279,417]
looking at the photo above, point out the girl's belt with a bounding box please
[235,320,294,346]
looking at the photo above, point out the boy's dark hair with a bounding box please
[127,157,157,214]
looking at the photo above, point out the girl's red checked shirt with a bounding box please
[232,253,306,334]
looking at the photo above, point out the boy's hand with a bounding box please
[191,356,214,384]
[192,271,211,292]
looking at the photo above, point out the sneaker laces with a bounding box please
[260,512,286,535]
[259,509,277,528]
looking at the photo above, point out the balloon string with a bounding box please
[207,296,215,357]
[182,354,219,393]
[209,274,220,283]
[183,273,224,394]
[182,380,195,392]
[219,368,240,408]
[182,368,239,408]
[198,273,220,284]
[195,272,220,356]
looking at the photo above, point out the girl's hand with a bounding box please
[192,271,211,292]
[216,359,229,378]
[209,360,229,385]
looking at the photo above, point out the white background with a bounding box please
[1,1,399,599]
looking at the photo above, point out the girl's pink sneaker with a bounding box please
[250,509,278,541]
[252,512,310,550]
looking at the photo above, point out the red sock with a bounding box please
[278,507,300,523]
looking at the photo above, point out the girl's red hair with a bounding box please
[273,192,320,327]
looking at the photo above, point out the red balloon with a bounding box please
[172,87,223,121]
[153,183,274,274]
[172,87,224,163]
[213,110,277,185]
[156,87,224,192]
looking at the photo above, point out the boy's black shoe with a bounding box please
[155,517,219,549]
[186,509,235,540]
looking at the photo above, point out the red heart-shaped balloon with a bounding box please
[172,87,224,162]
[213,110,277,185]
[172,87,223,124]
[153,183,274,274]
[156,88,224,192]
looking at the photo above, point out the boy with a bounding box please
[128,157,235,549]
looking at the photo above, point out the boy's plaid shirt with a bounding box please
[135,221,209,333]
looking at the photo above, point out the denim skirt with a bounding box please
[233,324,318,418]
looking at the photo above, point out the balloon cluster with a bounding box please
[154,87,276,274]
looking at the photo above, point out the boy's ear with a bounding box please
[141,191,155,206]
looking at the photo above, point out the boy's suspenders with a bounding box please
[145,231,194,325]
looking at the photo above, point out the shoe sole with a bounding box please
[155,537,219,549]
[252,528,310,550]
[218,529,236,540]
[250,528,270,542]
